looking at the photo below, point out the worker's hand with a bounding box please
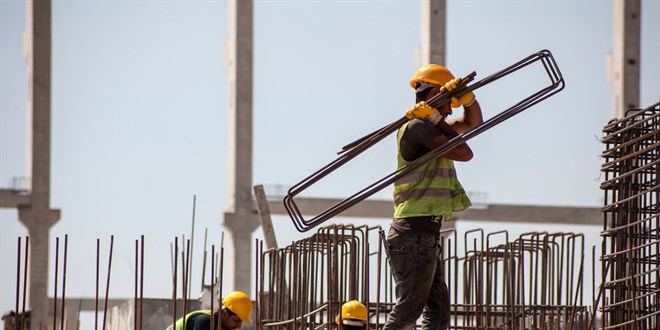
[440,77,475,108]
[405,101,442,125]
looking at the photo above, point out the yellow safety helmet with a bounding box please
[409,64,455,90]
[335,300,368,326]
[222,291,253,324]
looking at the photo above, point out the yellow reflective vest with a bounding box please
[393,122,471,220]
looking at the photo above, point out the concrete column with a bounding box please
[17,208,59,329]
[19,0,61,328]
[223,0,259,295]
[418,0,446,67]
[609,0,641,118]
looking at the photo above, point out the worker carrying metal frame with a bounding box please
[383,64,484,330]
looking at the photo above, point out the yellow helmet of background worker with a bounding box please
[222,291,253,324]
[335,300,368,326]
[409,64,455,90]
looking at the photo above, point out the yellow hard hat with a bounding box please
[335,300,368,326]
[409,64,455,90]
[222,291,253,324]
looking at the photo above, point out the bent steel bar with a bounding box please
[285,49,565,232]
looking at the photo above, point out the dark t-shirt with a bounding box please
[186,313,214,330]
[399,119,444,161]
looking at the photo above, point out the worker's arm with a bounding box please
[401,119,473,162]
[432,120,473,161]
[447,100,484,134]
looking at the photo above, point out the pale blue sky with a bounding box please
[1,0,659,322]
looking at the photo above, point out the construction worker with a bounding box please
[383,64,483,330]
[173,291,253,330]
[335,300,368,330]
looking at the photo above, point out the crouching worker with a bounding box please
[335,300,368,330]
[174,291,252,330]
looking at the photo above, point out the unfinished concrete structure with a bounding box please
[223,0,260,296]
[0,1,60,328]
[0,0,651,329]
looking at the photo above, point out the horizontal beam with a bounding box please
[265,197,601,225]
[46,297,126,313]
[0,189,31,209]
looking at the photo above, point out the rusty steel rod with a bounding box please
[134,239,139,329]
[202,228,208,293]
[219,232,224,316]
[53,237,59,330]
[172,237,179,328]
[182,239,191,330]
[102,235,114,330]
[95,239,100,330]
[60,235,69,330]
[20,236,28,330]
[14,237,21,330]
[211,244,216,330]
[140,235,145,330]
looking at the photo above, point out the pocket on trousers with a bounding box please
[385,243,414,282]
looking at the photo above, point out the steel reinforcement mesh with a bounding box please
[255,225,593,330]
[599,102,660,329]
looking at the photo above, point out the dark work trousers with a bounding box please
[382,227,450,330]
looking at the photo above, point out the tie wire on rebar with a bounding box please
[283,49,565,233]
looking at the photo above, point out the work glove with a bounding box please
[440,77,476,108]
[405,101,442,125]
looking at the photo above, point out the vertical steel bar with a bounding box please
[95,239,100,330]
[14,237,21,330]
[134,239,138,329]
[219,232,224,314]
[102,235,114,330]
[211,245,216,330]
[140,235,145,330]
[182,239,190,330]
[60,235,68,330]
[53,237,59,330]
[172,237,178,328]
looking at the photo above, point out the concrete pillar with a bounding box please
[19,0,61,328]
[417,0,446,67]
[223,0,259,295]
[17,209,59,330]
[609,0,641,118]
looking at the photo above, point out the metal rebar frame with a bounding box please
[257,224,391,330]
[256,224,592,329]
[599,102,659,330]
[283,49,565,232]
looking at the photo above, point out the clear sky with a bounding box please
[1,0,659,324]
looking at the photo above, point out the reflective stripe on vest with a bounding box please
[393,122,471,220]
[175,310,212,330]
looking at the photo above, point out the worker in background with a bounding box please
[335,300,368,330]
[383,64,483,330]
[173,291,252,330]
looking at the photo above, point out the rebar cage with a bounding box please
[599,102,660,329]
